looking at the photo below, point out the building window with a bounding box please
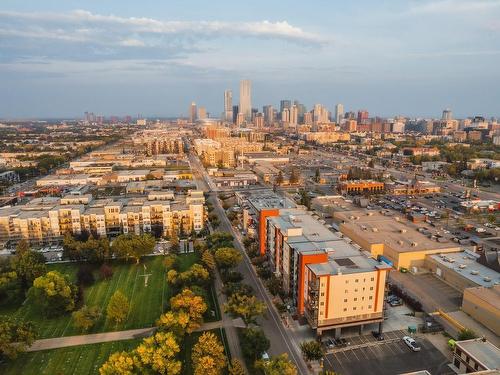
[369,296,373,300]
[353,307,356,311]
[354,298,357,301]
[368,305,372,309]
[371,277,374,281]
[320,302,324,306]
[344,298,347,302]
[355,289,358,292]
[321,292,325,296]
[355,279,359,283]
[370,287,373,291]
[345,280,349,284]
[343,308,347,312]
[345,290,348,293]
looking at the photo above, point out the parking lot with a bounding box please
[324,330,451,375]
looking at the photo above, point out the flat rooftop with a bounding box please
[457,339,500,370]
[246,190,296,211]
[337,210,459,253]
[429,251,500,288]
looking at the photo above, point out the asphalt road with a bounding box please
[188,150,310,375]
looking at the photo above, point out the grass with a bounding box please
[0,256,172,339]
[0,339,141,375]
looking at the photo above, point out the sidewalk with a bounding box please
[27,321,224,352]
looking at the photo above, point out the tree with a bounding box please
[240,328,270,361]
[164,254,179,271]
[10,240,46,289]
[76,264,95,287]
[275,171,284,186]
[0,317,36,359]
[156,311,190,339]
[202,250,216,272]
[111,234,156,264]
[215,247,242,269]
[33,271,78,316]
[192,331,227,375]
[228,358,247,375]
[289,168,300,184]
[72,305,101,332]
[99,264,113,280]
[300,340,323,361]
[314,168,321,183]
[107,291,130,325]
[99,351,141,375]
[224,293,265,325]
[170,288,207,333]
[458,328,477,340]
[136,331,182,375]
[255,353,297,375]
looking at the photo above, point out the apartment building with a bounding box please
[265,209,389,335]
[0,191,205,245]
[451,339,500,374]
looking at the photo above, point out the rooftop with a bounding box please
[246,190,296,211]
[429,251,500,288]
[457,339,500,370]
[337,210,459,253]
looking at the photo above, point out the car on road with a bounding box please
[261,351,270,361]
[403,336,421,352]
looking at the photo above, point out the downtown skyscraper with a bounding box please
[239,79,252,121]
[335,103,344,124]
[224,90,233,122]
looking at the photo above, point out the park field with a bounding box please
[0,328,231,375]
[0,339,141,375]
[0,253,204,339]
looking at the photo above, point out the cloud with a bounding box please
[408,0,500,14]
[0,9,327,54]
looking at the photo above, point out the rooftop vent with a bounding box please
[471,270,479,275]
[400,229,407,233]
[372,227,378,232]
[459,264,467,269]
[484,277,492,282]
[398,240,404,245]
[411,242,418,247]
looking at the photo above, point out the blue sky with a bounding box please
[1,0,499,119]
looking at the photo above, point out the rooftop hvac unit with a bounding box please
[372,227,378,232]
[367,212,374,216]
[355,216,360,220]
[411,242,418,247]
[398,240,404,245]
[470,270,479,275]
[484,277,492,282]
[395,217,400,221]
[400,229,407,233]
[459,264,467,269]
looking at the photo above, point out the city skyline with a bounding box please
[1,0,500,118]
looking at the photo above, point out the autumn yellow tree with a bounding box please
[255,353,297,375]
[228,358,247,375]
[156,310,190,339]
[192,331,227,375]
[136,331,182,375]
[106,290,130,325]
[170,288,207,333]
[224,293,265,325]
[99,350,141,375]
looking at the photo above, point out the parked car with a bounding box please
[261,351,270,361]
[390,298,403,307]
[325,338,335,349]
[403,336,421,352]
[371,331,384,341]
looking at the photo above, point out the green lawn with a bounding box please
[0,339,141,375]
[0,256,170,338]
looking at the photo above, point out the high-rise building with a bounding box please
[254,113,264,129]
[198,106,207,120]
[357,110,369,124]
[263,105,275,125]
[290,105,298,126]
[232,105,239,124]
[189,102,197,123]
[442,108,453,121]
[335,104,344,124]
[281,108,290,123]
[239,79,252,121]
[280,100,291,114]
[224,90,233,122]
[236,112,245,127]
[313,104,329,124]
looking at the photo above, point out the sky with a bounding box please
[1,0,500,119]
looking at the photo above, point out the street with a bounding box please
[188,150,310,375]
